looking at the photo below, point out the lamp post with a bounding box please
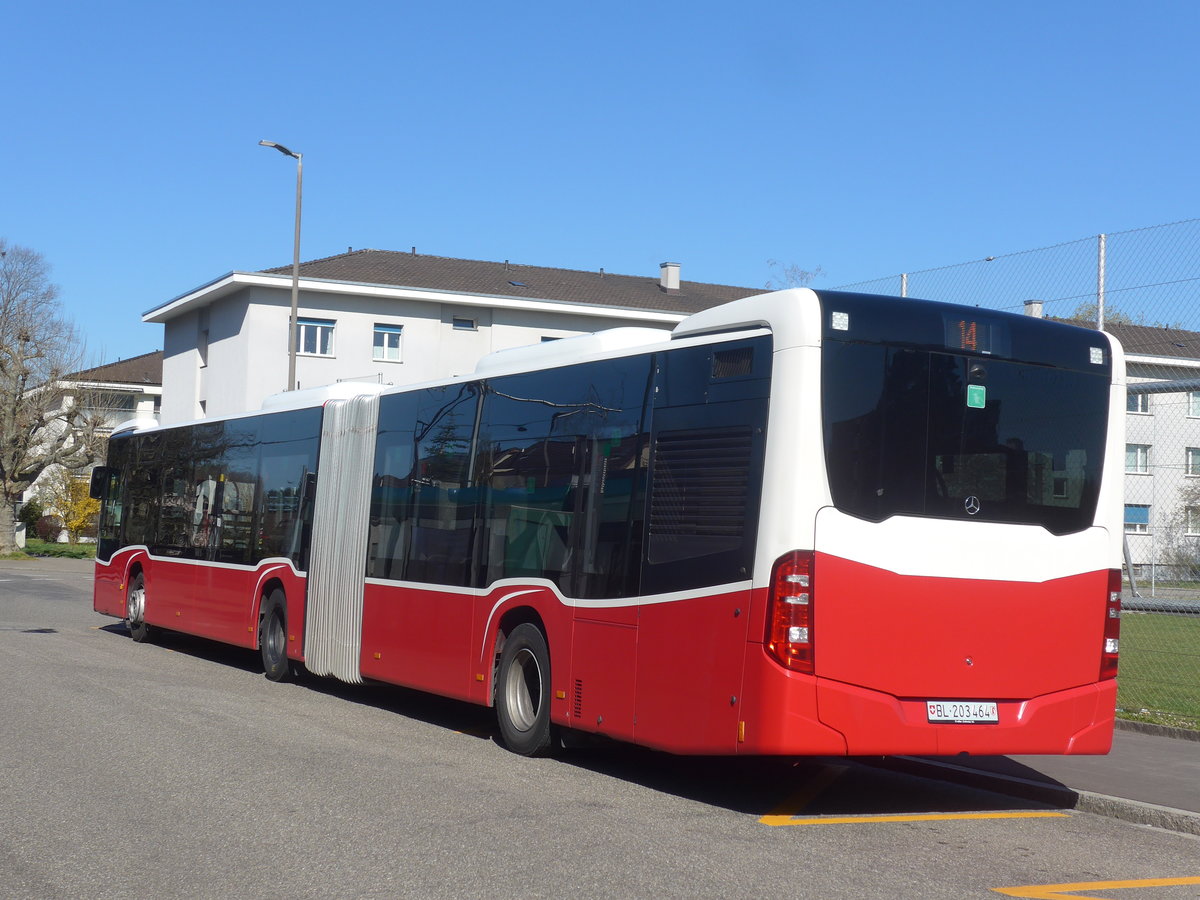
[259,140,303,391]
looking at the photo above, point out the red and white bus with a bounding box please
[92,288,1125,757]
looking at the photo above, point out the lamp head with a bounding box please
[258,140,300,159]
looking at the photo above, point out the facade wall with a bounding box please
[157,285,678,424]
[1123,362,1200,572]
[161,308,202,423]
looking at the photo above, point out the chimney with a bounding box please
[659,261,680,292]
[1023,299,1044,318]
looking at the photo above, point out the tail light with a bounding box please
[766,551,814,674]
[1100,568,1121,681]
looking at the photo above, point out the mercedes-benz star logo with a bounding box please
[964,496,981,516]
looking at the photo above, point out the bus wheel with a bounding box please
[126,572,154,643]
[495,623,554,756]
[260,589,291,682]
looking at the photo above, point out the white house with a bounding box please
[147,250,1200,570]
[143,250,759,424]
[1109,323,1200,574]
[19,351,162,544]
[1022,300,1200,573]
[68,351,163,430]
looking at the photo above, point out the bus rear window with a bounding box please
[822,342,1109,534]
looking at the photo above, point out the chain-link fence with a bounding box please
[839,219,1200,730]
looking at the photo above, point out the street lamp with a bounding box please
[259,140,303,391]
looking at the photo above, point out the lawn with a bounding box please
[20,538,96,560]
[1117,611,1200,730]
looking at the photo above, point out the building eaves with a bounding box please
[1054,317,1200,361]
[67,350,164,385]
[259,249,759,315]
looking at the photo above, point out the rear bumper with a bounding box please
[737,649,1116,756]
[814,676,1117,756]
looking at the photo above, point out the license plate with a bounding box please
[926,700,999,724]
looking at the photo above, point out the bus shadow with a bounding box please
[114,625,268,675]
[101,622,500,734]
[556,745,1073,820]
[99,624,1072,820]
[305,676,500,739]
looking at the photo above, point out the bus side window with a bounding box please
[406,385,479,588]
[642,338,771,595]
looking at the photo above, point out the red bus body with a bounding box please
[94,289,1125,757]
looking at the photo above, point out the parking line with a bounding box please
[765,810,1068,827]
[759,765,849,825]
[993,875,1200,899]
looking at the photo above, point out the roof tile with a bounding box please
[261,249,760,314]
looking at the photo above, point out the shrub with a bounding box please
[18,499,44,529]
[35,516,62,542]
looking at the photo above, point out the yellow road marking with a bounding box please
[993,875,1200,899]
[766,810,1068,827]
[759,765,849,825]
[453,728,491,738]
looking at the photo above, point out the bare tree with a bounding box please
[764,260,824,291]
[0,239,103,553]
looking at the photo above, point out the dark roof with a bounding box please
[261,249,760,315]
[69,350,163,385]
[1054,318,1200,360]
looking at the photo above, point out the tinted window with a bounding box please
[376,384,481,587]
[642,337,771,593]
[123,432,164,549]
[257,408,321,567]
[97,438,131,560]
[369,392,424,581]
[99,408,322,567]
[823,341,1109,534]
[477,357,652,598]
[369,358,654,598]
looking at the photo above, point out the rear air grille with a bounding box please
[712,346,754,379]
[650,428,753,538]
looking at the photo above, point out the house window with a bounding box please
[1190,392,1200,417]
[1052,477,1069,499]
[1124,504,1150,534]
[1188,507,1200,536]
[297,318,335,356]
[1125,443,1151,474]
[1187,448,1200,477]
[373,324,402,362]
[452,316,477,331]
[1126,392,1149,414]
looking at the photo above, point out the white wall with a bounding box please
[1123,363,1200,568]
[157,285,678,424]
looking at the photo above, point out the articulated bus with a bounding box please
[92,289,1125,757]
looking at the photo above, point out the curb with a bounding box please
[875,756,1200,838]
[1114,717,1200,743]
[1072,790,1200,837]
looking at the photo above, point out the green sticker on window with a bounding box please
[967,385,987,409]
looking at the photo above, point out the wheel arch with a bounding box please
[489,606,550,707]
[254,576,288,649]
[123,549,150,587]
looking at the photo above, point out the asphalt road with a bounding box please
[2,558,1198,899]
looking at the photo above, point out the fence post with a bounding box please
[1097,233,1107,329]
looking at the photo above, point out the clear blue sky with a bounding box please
[5,0,1198,364]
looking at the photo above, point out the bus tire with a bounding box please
[260,589,291,682]
[495,623,554,757]
[126,572,154,643]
